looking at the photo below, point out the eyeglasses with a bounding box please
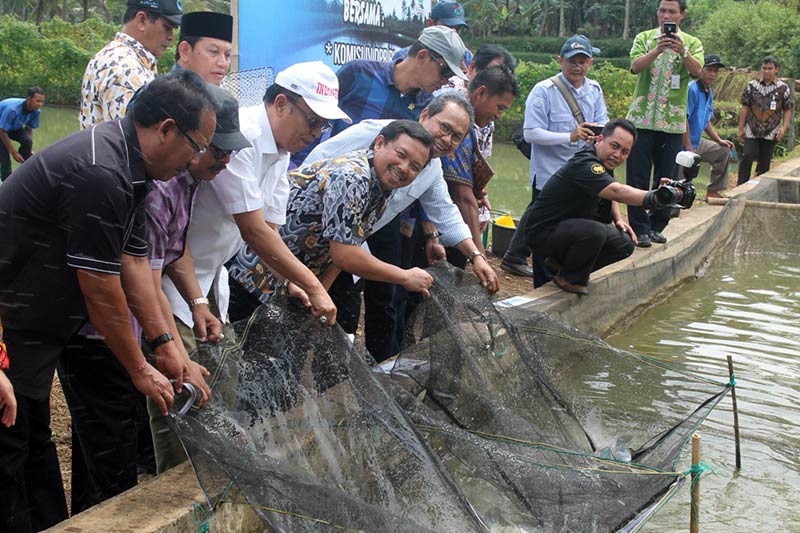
[175,124,208,156]
[209,144,239,160]
[429,51,455,79]
[285,94,331,134]
[434,116,465,145]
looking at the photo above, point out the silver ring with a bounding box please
[319,316,328,324]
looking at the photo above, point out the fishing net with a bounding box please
[169,263,731,532]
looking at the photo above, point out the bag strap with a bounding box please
[549,74,585,125]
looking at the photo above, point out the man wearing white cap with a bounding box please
[163,62,348,367]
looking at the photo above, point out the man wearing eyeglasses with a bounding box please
[502,35,609,282]
[164,62,347,349]
[80,0,182,129]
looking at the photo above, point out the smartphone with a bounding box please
[588,125,604,137]
[663,22,677,37]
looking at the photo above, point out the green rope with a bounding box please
[729,374,737,387]
[193,501,211,533]
[685,460,717,482]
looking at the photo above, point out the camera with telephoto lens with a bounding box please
[657,151,700,209]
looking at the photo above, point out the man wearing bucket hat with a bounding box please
[174,11,233,86]
[683,54,734,199]
[502,35,608,280]
[164,62,348,373]
[80,0,183,128]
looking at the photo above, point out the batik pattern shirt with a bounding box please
[626,28,704,134]
[741,78,793,140]
[231,150,392,304]
[79,32,158,129]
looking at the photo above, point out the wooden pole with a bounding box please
[727,355,742,469]
[690,434,701,533]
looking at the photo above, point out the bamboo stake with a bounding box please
[727,355,742,469]
[690,434,701,533]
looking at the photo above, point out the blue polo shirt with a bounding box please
[0,98,40,131]
[331,59,429,136]
[686,80,714,149]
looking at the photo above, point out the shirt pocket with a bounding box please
[550,112,575,133]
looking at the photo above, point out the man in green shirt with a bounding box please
[625,0,703,247]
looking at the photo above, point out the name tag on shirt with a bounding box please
[770,100,777,110]
[671,75,681,90]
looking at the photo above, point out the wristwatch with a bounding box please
[148,332,174,350]
[682,46,689,58]
[424,230,440,241]
[467,250,486,263]
[189,296,209,308]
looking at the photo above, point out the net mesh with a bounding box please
[169,263,730,532]
[221,67,274,108]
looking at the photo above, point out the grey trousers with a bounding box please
[687,138,731,192]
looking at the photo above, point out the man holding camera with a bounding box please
[625,0,703,248]
[524,119,691,295]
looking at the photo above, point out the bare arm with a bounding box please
[738,106,749,142]
[76,268,174,415]
[0,129,22,163]
[453,238,499,294]
[705,123,734,149]
[448,182,486,255]
[233,209,336,324]
[683,125,692,151]
[330,240,432,297]
[779,107,792,141]
[164,244,222,343]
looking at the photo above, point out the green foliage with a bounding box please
[467,35,631,59]
[696,0,800,76]
[0,15,179,105]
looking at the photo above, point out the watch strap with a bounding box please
[148,332,174,350]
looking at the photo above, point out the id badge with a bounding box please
[671,74,681,90]
[770,100,777,111]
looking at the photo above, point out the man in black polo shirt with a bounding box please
[0,69,216,532]
[525,118,683,295]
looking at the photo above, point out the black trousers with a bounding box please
[737,138,777,185]
[0,338,68,533]
[530,219,635,287]
[0,128,33,181]
[327,215,404,362]
[57,336,153,513]
[504,185,539,264]
[625,129,683,236]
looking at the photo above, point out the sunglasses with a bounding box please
[285,94,332,134]
[429,51,455,79]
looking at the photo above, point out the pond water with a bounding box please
[609,211,800,532]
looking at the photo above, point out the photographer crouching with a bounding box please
[524,118,695,294]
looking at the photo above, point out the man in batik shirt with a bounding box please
[737,56,793,184]
[233,121,435,304]
[79,0,181,128]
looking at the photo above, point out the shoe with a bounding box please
[500,259,533,277]
[543,257,562,276]
[706,191,722,199]
[553,274,589,295]
[649,230,667,244]
[636,233,652,248]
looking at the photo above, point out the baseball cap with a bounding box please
[274,61,351,124]
[179,12,233,42]
[205,84,250,151]
[560,35,601,59]
[431,1,468,28]
[704,54,725,68]
[127,0,182,26]
[417,26,469,80]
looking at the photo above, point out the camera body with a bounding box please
[663,22,677,37]
[662,150,701,209]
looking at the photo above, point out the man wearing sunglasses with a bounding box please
[164,62,348,346]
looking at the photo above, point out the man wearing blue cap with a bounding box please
[502,35,608,282]
[393,1,472,73]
